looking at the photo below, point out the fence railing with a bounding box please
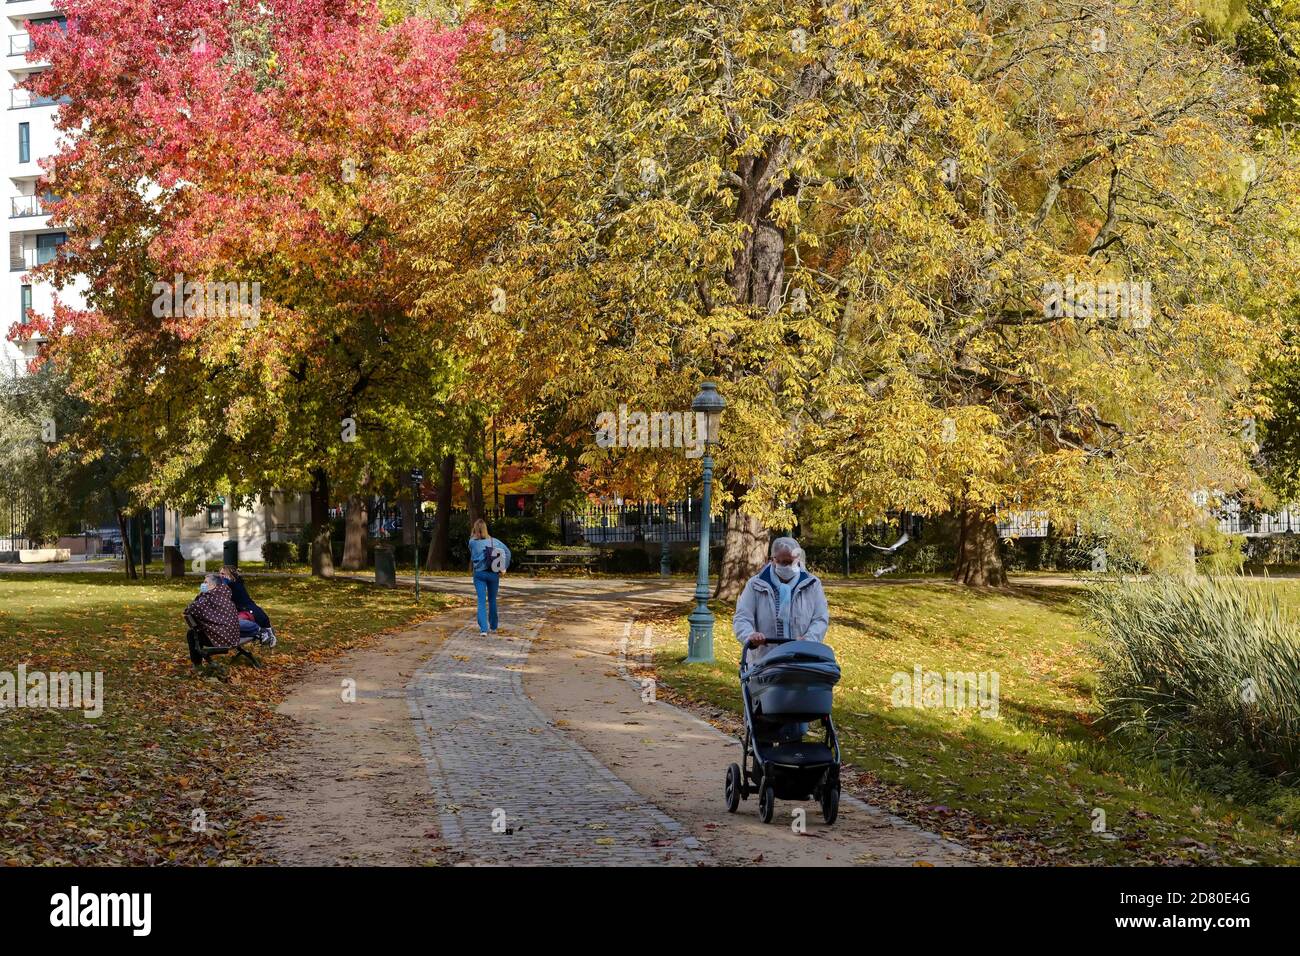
[990,504,1300,540]
[10,89,64,109]
[560,501,726,545]
[10,195,43,217]
[1216,505,1300,537]
[996,510,1051,539]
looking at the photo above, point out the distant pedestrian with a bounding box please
[468,519,511,637]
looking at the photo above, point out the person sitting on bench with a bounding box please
[187,573,242,649]
[219,566,276,647]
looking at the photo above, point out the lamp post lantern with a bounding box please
[686,381,725,663]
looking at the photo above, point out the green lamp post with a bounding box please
[686,381,726,663]
[410,468,424,600]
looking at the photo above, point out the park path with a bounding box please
[253,576,967,866]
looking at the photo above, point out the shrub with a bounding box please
[261,540,295,569]
[489,516,558,554]
[1085,576,1300,778]
[601,547,653,574]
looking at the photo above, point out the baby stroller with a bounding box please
[725,636,842,824]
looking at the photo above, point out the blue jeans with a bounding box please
[473,570,499,632]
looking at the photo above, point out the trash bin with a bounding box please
[163,545,185,578]
[222,540,239,568]
[374,546,396,587]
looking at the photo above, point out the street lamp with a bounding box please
[686,381,726,663]
[410,468,424,600]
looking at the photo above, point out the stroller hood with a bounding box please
[750,640,841,681]
[747,640,841,718]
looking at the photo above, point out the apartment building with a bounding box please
[3,0,80,378]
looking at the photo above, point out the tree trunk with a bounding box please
[426,453,454,571]
[714,189,787,595]
[400,494,415,548]
[468,471,485,526]
[791,495,813,541]
[137,509,148,577]
[340,495,368,570]
[715,510,768,600]
[109,487,136,580]
[310,467,334,578]
[953,508,1008,587]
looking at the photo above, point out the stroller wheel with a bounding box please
[820,784,840,825]
[758,780,775,824]
[725,763,742,813]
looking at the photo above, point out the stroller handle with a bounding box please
[739,634,795,671]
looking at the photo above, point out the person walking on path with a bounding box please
[732,536,830,663]
[732,536,830,741]
[469,519,510,636]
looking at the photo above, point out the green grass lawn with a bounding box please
[0,572,451,865]
[656,581,1300,865]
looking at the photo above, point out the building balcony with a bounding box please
[4,1,58,15]
[10,194,44,217]
[9,89,61,109]
[5,34,49,71]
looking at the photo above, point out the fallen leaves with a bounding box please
[0,574,446,865]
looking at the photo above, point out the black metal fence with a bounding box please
[1216,505,1300,537]
[560,501,726,545]
[1,493,35,551]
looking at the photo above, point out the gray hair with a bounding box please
[203,572,221,587]
[770,537,801,560]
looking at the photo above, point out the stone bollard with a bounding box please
[374,546,397,587]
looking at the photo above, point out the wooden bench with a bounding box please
[521,549,600,574]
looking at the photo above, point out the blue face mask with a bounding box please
[773,562,797,582]
[199,583,210,593]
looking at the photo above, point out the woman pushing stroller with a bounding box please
[734,537,829,657]
[727,537,842,824]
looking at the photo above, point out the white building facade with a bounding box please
[3,0,82,378]
[164,493,313,565]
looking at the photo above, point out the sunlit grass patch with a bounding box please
[656,581,1298,865]
[0,573,451,865]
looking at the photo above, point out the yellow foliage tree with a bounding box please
[392,0,1300,590]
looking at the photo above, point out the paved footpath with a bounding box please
[407,599,706,864]
[256,576,967,866]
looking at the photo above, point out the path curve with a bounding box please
[253,577,967,866]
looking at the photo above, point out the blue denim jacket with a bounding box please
[469,536,511,572]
